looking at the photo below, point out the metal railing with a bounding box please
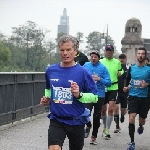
[0,72,46,126]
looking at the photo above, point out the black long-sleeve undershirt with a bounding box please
[124,66,131,87]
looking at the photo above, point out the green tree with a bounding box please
[0,41,11,70]
[76,32,84,43]
[10,20,49,71]
[43,38,56,65]
[86,31,115,57]
[86,31,103,55]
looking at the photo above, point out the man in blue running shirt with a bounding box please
[123,47,150,150]
[83,50,111,144]
[40,35,98,150]
[145,57,150,110]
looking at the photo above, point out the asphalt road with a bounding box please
[0,112,150,150]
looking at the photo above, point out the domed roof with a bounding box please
[126,17,142,26]
[129,17,140,21]
[122,17,143,41]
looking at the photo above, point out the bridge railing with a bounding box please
[0,72,47,126]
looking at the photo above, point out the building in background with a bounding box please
[121,18,143,64]
[55,8,69,55]
[143,38,150,59]
[57,8,69,35]
[121,17,150,64]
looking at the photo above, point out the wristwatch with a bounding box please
[77,92,83,99]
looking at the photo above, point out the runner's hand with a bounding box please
[40,96,50,106]
[140,80,149,87]
[70,82,80,98]
[123,87,128,92]
[92,73,100,81]
[118,71,121,77]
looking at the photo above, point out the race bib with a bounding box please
[52,86,73,104]
[133,80,141,88]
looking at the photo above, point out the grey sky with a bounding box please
[0,0,150,52]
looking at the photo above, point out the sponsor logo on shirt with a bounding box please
[50,79,59,81]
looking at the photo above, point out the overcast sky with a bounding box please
[0,0,150,52]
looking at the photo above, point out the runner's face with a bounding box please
[137,50,146,63]
[105,50,114,59]
[59,41,76,64]
[90,54,99,64]
[119,58,127,64]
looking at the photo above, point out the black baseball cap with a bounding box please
[105,44,114,51]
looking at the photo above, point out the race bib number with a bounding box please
[133,80,141,88]
[52,86,73,104]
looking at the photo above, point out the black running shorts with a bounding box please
[116,92,128,108]
[48,119,84,150]
[128,96,149,119]
[104,90,118,104]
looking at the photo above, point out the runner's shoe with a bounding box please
[90,136,97,145]
[120,115,125,123]
[105,134,111,140]
[137,126,144,135]
[114,127,121,133]
[85,127,91,138]
[102,128,106,137]
[104,129,111,140]
[127,142,135,150]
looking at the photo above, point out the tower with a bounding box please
[58,8,69,35]
[121,18,143,64]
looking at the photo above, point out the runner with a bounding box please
[83,50,111,144]
[100,44,123,139]
[123,47,150,150]
[114,54,128,133]
[40,35,98,150]
[74,38,89,66]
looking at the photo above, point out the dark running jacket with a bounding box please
[118,64,128,92]
[74,51,89,66]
